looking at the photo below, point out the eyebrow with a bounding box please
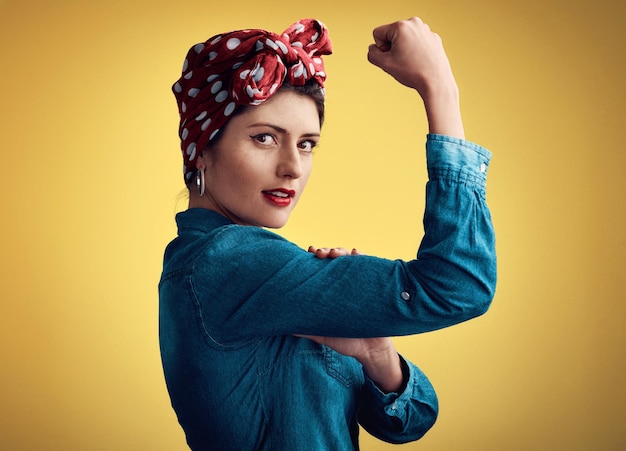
[248,122,320,138]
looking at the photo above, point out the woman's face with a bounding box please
[198,89,320,228]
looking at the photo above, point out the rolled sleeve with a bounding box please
[358,355,438,444]
[426,134,492,191]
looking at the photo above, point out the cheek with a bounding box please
[214,156,255,186]
[301,161,313,186]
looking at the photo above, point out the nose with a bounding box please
[276,143,303,179]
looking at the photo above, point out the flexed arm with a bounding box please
[300,16,471,396]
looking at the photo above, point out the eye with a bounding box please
[251,133,276,146]
[298,139,317,153]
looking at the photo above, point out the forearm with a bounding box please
[422,82,465,139]
[359,347,405,394]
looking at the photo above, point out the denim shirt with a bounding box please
[159,134,496,450]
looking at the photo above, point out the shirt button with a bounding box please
[480,163,487,173]
[400,291,411,301]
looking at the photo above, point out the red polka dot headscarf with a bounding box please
[172,18,332,182]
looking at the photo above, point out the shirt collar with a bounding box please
[175,208,233,235]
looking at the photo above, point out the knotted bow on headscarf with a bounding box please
[172,18,332,182]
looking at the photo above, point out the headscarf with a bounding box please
[172,18,332,182]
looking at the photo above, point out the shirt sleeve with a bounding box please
[189,134,496,344]
[357,355,438,444]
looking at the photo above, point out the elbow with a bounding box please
[460,251,497,320]
[438,265,497,325]
[479,262,498,315]
[408,253,497,327]
[469,282,495,317]
[464,295,492,321]
[460,270,497,321]
[455,230,498,321]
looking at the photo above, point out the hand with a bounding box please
[367,17,465,138]
[307,245,362,259]
[295,334,392,362]
[367,17,455,96]
[298,334,404,393]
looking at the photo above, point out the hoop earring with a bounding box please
[196,169,205,197]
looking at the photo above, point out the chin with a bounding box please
[259,213,291,229]
[262,219,289,229]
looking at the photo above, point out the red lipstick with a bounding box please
[262,188,295,207]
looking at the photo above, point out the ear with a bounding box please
[195,151,207,171]
[197,148,217,171]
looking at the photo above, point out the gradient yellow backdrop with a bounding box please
[1,0,624,449]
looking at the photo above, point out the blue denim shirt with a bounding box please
[159,134,496,450]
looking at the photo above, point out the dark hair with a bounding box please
[279,79,326,127]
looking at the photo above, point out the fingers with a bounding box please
[369,17,423,54]
[366,43,386,68]
[372,23,392,52]
[367,16,452,93]
[368,17,415,73]
[367,22,394,68]
[308,245,332,259]
[308,246,362,259]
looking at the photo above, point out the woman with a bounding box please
[160,17,496,450]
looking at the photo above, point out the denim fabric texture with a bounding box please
[159,134,497,450]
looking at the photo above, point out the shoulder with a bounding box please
[175,208,301,258]
[189,224,306,280]
[165,209,304,275]
[208,223,296,253]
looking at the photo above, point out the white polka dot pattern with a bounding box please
[172,19,332,182]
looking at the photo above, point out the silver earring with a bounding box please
[196,169,205,197]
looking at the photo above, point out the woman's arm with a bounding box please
[190,17,495,344]
[300,15,481,395]
[302,246,404,393]
[297,246,437,443]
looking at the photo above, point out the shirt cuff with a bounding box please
[363,355,419,421]
[426,134,492,190]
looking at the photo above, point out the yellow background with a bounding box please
[1,0,624,449]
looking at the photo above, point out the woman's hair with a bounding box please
[185,79,325,189]
[281,79,326,127]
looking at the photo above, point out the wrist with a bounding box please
[360,348,404,394]
[420,81,465,139]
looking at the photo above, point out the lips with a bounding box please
[262,188,295,207]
